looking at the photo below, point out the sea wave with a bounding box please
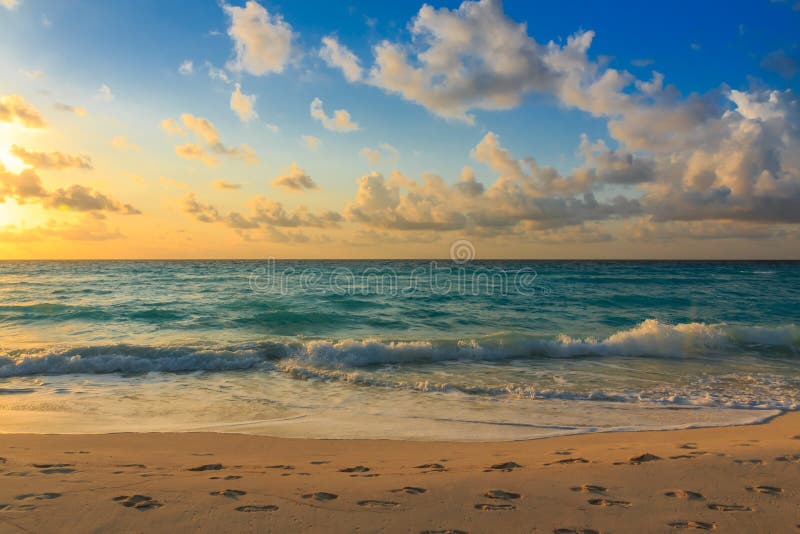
[277,361,800,411]
[0,320,797,378]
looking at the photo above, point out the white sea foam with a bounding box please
[0,321,797,378]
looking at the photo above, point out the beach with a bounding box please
[1,413,798,533]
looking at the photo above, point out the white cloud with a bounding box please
[359,147,380,165]
[54,103,88,117]
[213,180,242,190]
[0,0,19,10]
[310,97,359,132]
[360,143,399,165]
[161,118,185,135]
[320,35,363,82]
[96,83,113,102]
[230,83,258,122]
[166,113,259,165]
[366,0,557,124]
[179,60,194,75]
[223,0,294,76]
[0,94,46,128]
[271,162,318,191]
[302,135,320,151]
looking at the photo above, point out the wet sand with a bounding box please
[0,412,798,533]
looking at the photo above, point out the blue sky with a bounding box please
[0,0,799,258]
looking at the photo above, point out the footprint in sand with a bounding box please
[707,503,752,512]
[734,459,764,465]
[391,487,426,495]
[415,463,447,472]
[33,463,76,474]
[339,465,371,473]
[266,464,295,470]
[668,520,717,530]
[235,505,279,512]
[310,461,330,465]
[775,454,800,463]
[64,451,90,455]
[554,448,576,456]
[210,489,247,499]
[746,485,782,496]
[113,495,163,511]
[118,464,146,469]
[546,458,589,466]
[570,485,606,494]
[484,490,521,500]
[419,530,468,534]
[670,455,696,460]
[588,498,631,508]
[679,443,699,450]
[187,464,224,472]
[15,493,61,501]
[484,462,522,472]
[664,490,705,501]
[554,529,600,534]
[40,467,75,474]
[474,503,516,511]
[629,453,661,464]
[210,475,242,480]
[357,500,399,508]
[302,492,338,501]
[192,453,214,456]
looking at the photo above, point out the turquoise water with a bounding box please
[0,261,798,439]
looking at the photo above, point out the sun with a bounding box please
[0,145,26,174]
[0,199,27,227]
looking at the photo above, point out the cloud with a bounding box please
[10,145,93,170]
[111,135,139,150]
[179,60,194,75]
[206,62,232,84]
[181,192,341,231]
[47,185,141,214]
[271,162,318,192]
[360,143,399,165]
[761,49,799,79]
[96,83,113,102]
[0,94,46,128]
[161,118,185,135]
[230,83,258,122]
[310,97,359,131]
[168,113,259,165]
[365,0,558,123]
[54,103,88,117]
[212,180,242,190]
[0,164,139,215]
[1,0,18,10]
[19,69,44,79]
[181,193,221,222]
[223,0,294,76]
[175,143,218,167]
[302,135,320,151]
[630,59,654,67]
[320,35,362,82]
[360,147,380,165]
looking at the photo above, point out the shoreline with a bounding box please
[1,412,798,533]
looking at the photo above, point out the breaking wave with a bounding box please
[0,320,797,378]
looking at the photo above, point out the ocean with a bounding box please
[0,260,798,440]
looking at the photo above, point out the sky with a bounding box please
[0,0,799,259]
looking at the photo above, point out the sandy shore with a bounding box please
[0,413,798,533]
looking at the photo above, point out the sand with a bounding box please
[0,413,798,533]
